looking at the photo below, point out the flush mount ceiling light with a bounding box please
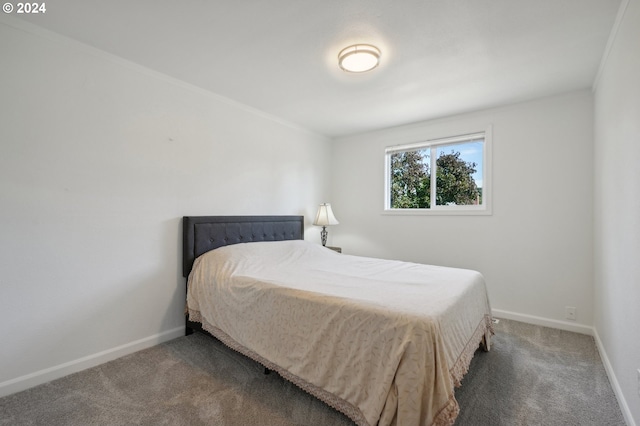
[338,44,381,73]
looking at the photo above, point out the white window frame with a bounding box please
[384,126,492,215]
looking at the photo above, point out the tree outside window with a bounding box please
[385,131,490,214]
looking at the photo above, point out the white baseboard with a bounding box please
[492,308,595,335]
[592,329,637,426]
[493,308,636,426]
[0,326,185,398]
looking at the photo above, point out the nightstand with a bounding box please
[327,246,342,253]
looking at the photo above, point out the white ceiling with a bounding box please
[16,0,622,137]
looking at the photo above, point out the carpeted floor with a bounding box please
[454,319,625,426]
[0,319,626,425]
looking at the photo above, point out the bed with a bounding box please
[183,215,493,426]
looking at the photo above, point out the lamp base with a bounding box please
[320,226,328,246]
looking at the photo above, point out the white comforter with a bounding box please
[187,240,492,426]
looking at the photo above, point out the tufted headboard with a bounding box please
[182,215,304,277]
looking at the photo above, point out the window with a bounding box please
[384,129,491,215]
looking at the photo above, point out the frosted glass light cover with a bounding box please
[338,45,380,73]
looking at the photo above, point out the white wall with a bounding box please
[0,18,331,396]
[594,0,640,423]
[331,91,594,330]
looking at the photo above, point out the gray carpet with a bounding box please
[454,319,625,426]
[0,319,626,425]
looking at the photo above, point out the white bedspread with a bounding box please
[187,240,492,426]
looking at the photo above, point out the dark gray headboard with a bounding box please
[182,215,304,277]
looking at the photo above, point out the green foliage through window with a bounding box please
[390,150,430,208]
[386,133,487,210]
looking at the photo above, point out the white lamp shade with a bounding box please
[313,203,339,226]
